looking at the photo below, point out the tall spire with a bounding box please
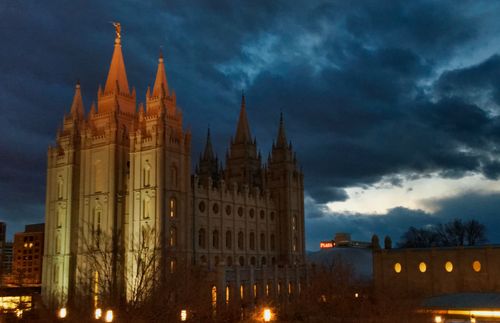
[104,22,130,95]
[234,93,252,144]
[70,81,84,118]
[152,49,168,98]
[276,111,288,148]
[203,127,214,160]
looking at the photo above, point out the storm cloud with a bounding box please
[2,1,500,247]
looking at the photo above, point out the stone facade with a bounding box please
[373,246,500,297]
[42,30,305,308]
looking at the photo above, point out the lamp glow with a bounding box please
[263,308,272,322]
[434,315,442,323]
[104,309,113,322]
[58,307,67,319]
[95,308,102,320]
[180,309,187,321]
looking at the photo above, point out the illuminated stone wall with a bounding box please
[373,246,500,297]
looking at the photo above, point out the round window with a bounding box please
[419,262,427,273]
[394,262,402,273]
[472,260,481,272]
[198,201,205,213]
[445,261,453,273]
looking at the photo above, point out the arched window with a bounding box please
[225,285,230,304]
[143,198,151,219]
[250,256,256,266]
[261,257,267,266]
[94,160,104,193]
[260,233,266,251]
[55,234,61,254]
[142,226,149,249]
[171,165,178,188]
[56,207,63,228]
[169,227,177,247]
[292,215,297,231]
[293,236,298,252]
[212,230,219,249]
[169,197,176,218]
[198,228,206,248]
[238,231,244,250]
[239,256,245,266]
[53,264,59,284]
[270,234,275,251]
[225,230,232,249]
[249,232,255,250]
[211,286,217,308]
[57,176,63,199]
[169,259,176,274]
[143,161,151,187]
[227,256,233,266]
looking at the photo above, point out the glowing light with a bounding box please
[180,309,187,321]
[419,262,427,273]
[58,307,67,319]
[445,261,453,273]
[95,308,102,320]
[394,262,402,273]
[320,241,335,249]
[434,315,442,323]
[263,308,272,322]
[471,317,476,323]
[104,309,113,322]
[473,260,481,272]
[15,309,23,318]
[354,293,359,298]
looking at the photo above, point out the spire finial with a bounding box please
[112,21,121,44]
[159,47,164,62]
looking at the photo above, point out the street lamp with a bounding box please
[180,309,187,321]
[58,307,68,319]
[263,308,272,322]
[434,315,442,323]
[104,309,114,322]
[94,308,102,320]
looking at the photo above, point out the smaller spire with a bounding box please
[203,127,215,160]
[276,111,288,148]
[234,92,252,144]
[152,50,168,98]
[70,80,84,118]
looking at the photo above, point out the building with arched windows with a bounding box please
[42,28,305,309]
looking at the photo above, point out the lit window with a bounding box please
[225,286,230,304]
[472,260,481,272]
[169,227,177,247]
[240,284,244,300]
[169,198,176,218]
[211,286,217,308]
[143,161,151,187]
[445,261,453,272]
[266,284,270,296]
[170,259,176,273]
[394,262,402,273]
[253,284,257,299]
[419,262,427,273]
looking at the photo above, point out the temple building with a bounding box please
[42,27,305,310]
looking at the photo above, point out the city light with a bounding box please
[434,315,442,323]
[95,308,102,320]
[263,308,273,322]
[104,309,113,322]
[180,309,187,321]
[58,307,67,319]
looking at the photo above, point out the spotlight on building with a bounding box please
[104,309,114,322]
[434,315,442,323]
[94,308,102,320]
[263,308,273,322]
[58,307,68,319]
[180,309,187,321]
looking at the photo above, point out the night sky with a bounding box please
[2,1,500,250]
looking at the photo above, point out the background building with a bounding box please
[42,27,305,309]
[11,224,44,286]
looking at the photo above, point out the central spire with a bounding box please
[104,22,130,95]
[234,93,252,144]
[152,50,169,98]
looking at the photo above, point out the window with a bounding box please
[212,203,219,214]
[225,285,230,304]
[169,197,176,218]
[394,263,402,273]
[270,234,275,251]
[143,198,150,219]
[212,230,219,249]
[249,232,255,250]
[225,231,232,249]
[169,227,177,247]
[56,208,63,228]
[211,286,217,308]
[239,256,245,266]
[419,262,427,273]
[238,207,243,217]
[250,257,256,266]
[199,201,205,213]
[170,259,176,274]
[238,231,244,250]
[55,234,61,254]
[270,212,275,221]
[94,160,104,192]
[260,233,266,251]
[240,284,244,300]
[260,210,265,220]
[261,257,267,266]
[143,161,151,187]
[198,228,206,248]
[292,215,297,231]
[142,227,149,249]
[249,209,255,218]
[473,260,481,272]
[445,261,453,273]
[227,256,232,266]
[253,284,257,299]
[57,176,64,199]
[293,236,298,252]
[225,205,232,215]
[171,166,178,188]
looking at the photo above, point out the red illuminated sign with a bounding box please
[320,241,335,249]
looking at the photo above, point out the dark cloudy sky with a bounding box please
[2,1,500,250]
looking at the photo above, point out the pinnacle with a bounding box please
[234,93,252,144]
[104,30,130,95]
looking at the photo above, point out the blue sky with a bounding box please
[2,1,500,250]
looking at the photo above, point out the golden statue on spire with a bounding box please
[112,22,121,39]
